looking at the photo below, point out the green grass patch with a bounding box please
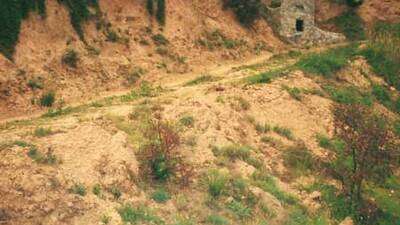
[151,188,170,203]
[179,115,194,127]
[184,75,219,86]
[273,126,295,140]
[204,170,229,198]
[206,214,229,225]
[118,204,164,225]
[246,68,289,84]
[296,45,357,77]
[283,143,316,177]
[323,85,373,106]
[34,127,52,137]
[70,183,87,196]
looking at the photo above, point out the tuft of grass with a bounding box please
[184,75,218,86]
[118,204,164,224]
[232,97,250,111]
[296,45,357,77]
[205,170,229,198]
[255,122,271,134]
[109,186,122,200]
[394,120,400,136]
[273,126,294,140]
[372,84,392,107]
[151,188,170,203]
[226,199,252,220]
[70,183,87,196]
[179,115,194,127]
[252,172,297,205]
[206,215,229,225]
[39,91,55,107]
[213,145,252,161]
[34,127,52,137]
[283,86,303,101]
[100,214,111,224]
[316,134,345,152]
[27,146,57,164]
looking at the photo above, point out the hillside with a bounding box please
[0,1,400,225]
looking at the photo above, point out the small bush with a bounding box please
[27,146,58,164]
[70,183,87,196]
[39,91,55,107]
[205,170,229,198]
[179,115,194,127]
[34,127,52,137]
[273,126,294,140]
[92,184,102,196]
[152,34,169,45]
[62,49,79,68]
[151,188,170,203]
[156,0,166,25]
[346,0,363,7]
[27,79,43,90]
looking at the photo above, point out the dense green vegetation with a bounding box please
[331,10,366,41]
[223,0,263,26]
[146,0,166,26]
[58,0,99,40]
[0,0,46,59]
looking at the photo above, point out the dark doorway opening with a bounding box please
[296,19,304,32]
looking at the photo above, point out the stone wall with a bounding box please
[267,0,345,46]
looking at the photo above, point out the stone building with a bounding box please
[266,0,345,45]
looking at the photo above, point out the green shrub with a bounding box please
[62,48,79,68]
[296,45,357,77]
[34,127,52,137]
[151,188,170,203]
[146,0,154,15]
[346,0,363,7]
[92,184,102,196]
[246,68,288,84]
[223,0,263,26]
[332,10,365,40]
[180,115,194,127]
[372,84,392,106]
[206,214,229,225]
[284,86,302,101]
[39,91,55,107]
[27,79,43,90]
[156,0,166,25]
[394,120,400,136]
[118,204,164,225]
[205,170,228,198]
[216,145,252,161]
[152,34,169,45]
[70,183,87,196]
[316,134,345,152]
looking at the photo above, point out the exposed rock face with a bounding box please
[271,0,345,45]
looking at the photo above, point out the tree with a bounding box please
[331,104,398,211]
[146,0,154,15]
[156,0,166,26]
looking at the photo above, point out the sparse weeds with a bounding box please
[231,96,250,111]
[283,142,316,177]
[27,146,58,164]
[206,214,229,225]
[323,85,373,106]
[246,68,289,84]
[93,184,102,196]
[100,214,111,224]
[255,122,271,133]
[227,199,252,220]
[213,144,251,161]
[118,204,164,225]
[283,86,303,101]
[152,34,169,45]
[109,186,122,200]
